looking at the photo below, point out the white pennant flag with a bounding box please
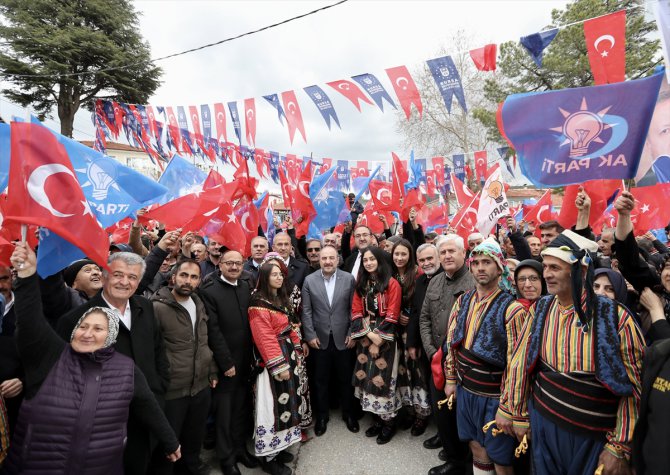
[476,163,509,237]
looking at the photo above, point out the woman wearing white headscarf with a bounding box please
[2,243,180,475]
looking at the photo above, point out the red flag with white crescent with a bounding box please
[391,152,408,208]
[369,180,393,211]
[234,197,260,256]
[320,158,333,174]
[281,91,307,144]
[213,102,228,144]
[254,148,269,179]
[426,170,437,196]
[451,192,481,242]
[285,154,300,185]
[450,173,475,207]
[357,161,369,177]
[244,98,257,147]
[432,156,445,186]
[558,179,623,229]
[145,105,158,138]
[166,107,183,149]
[584,10,626,85]
[523,190,553,225]
[292,160,316,238]
[326,79,374,112]
[474,151,488,183]
[385,65,423,120]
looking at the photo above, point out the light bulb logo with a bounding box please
[487,180,504,203]
[551,97,611,159]
[87,160,117,200]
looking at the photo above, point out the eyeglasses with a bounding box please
[354,233,370,239]
[517,276,540,284]
[223,261,244,267]
[306,247,321,252]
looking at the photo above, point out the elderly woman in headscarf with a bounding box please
[514,259,547,310]
[3,243,180,475]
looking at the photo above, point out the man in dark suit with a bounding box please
[302,245,358,436]
[272,231,309,288]
[342,224,393,279]
[56,250,170,475]
[243,236,268,286]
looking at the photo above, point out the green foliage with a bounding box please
[0,0,161,136]
[476,0,661,143]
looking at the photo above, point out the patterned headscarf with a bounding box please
[70,306,120,350]
[468,237,514,292]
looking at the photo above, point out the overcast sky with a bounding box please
[1,0,573,172]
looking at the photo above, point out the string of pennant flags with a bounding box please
[92,6,645,191]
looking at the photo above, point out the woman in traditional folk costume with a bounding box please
[351,246,403,445]
[248,260,304,475]
[391,238,431,436]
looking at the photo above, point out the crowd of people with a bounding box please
[0,186,669,475]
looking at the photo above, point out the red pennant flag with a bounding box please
[450,173,476,207]
[385,65,423,120]
[4,123,109,270]
[557,179,623,229]
[285,154,300,185]
[203,169,226,190]
[401,188,426,222]
[369,180,393,211]
[474,151,488,183]
[356,161,369,177]
[112,102,125,137]
[244,98,257,147]
[320,158,333,174]
[189,106,202,137]
[254,148,269,179]
[278,166,296,212]
[350,167,359,181]
[391,152,408,208]
[432,156,445,186]
[326,79,374,111]
[523,190,553,225]
[426,170,437,196]
[629,184,670,233]
[145,105,157,138]
[293,161,316,238]
[281,90,307,144]
[165,107,183,151]
[232,157,258,200]
[451,192,481,242]
[464,163,474,181]
[584,10,626,85]
[213,102,228,144]
[469,44,497,71]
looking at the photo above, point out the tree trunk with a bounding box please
[57,85,76,138]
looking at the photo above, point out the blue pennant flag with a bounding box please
[0,123,9,192]
[405,151,422,192]
[176,106,188,130]
[158,155,208,203]
[336,160,350,191]
[498,146,515,177]
[303,85,341,130]
[201,104,212,141]
[228,101,242,144]
[310,167,343,236]
[427,56,467,113]
[269,151,280,183]
[351,73,396,112]
[520,28,558,68]
[443,165,452,194]
[502,70,664,187]
[417,158,427,186]
[453,154,465,182]
[263,94,287,126]
[254,191,268,209]
[352,165,382,203]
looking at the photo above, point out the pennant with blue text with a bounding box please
[228,101,242,144]
[351,73,397,112]
[426,56,467,113]
[304,85,341,130]
[263,94,287,126]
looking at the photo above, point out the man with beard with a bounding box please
[151,259,218,475]
[304,238,322,275]
[244,236,269,285]
[201,249,257,475]
[200,237,223,279]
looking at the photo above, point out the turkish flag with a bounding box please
[232,156,258,200]
[112,102,125,137]
[326,79,374,111]
[401,188,426,222]
[254,148,269,179]
[584,10,626,85]
[523,191,553,225]
[244,98,256,147]
[278,166,296,213]
[359,199,394,235]
[4,123,109,269]
[474,151,488,183]
[189,106,202,137]
[281,90,307,144]
[451,192,481,242]
[629,184,670,232]
[213,102,228,144]
[357,161,369,177]
[450,173,476,207]
[385,65,423,120]
[0,235,13,267]
[557,179,623,229]
[419,202,449,232]
[203,169,226,190]
[200,202,248,256]
[285,154,300,185]
[106,217,134,245]
[469,44,497,71]
[233,197,260,256]
[391,152,408,208]
[426,170,437,196]
[350,167,359,180]
[292,160,316,238]
[432,156,445,186]
[369,179,393,211]
[139,187,224,232]
[165,107,183,152]
[320,158,333,174]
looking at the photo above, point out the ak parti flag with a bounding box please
[557,179,622,229]
[4,122,109,270]
[469,44,497,71]
[583,10,626,85]
[629,184,670,232]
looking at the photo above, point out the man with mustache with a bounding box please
[151,259,218,475]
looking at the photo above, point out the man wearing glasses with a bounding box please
[304,239,322,275]
[200,248,257,475]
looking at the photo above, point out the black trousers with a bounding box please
[312,335,355,420]
[151,387,211,474]
[213,385,252,465]
[429,376,468,464]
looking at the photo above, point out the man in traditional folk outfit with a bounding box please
[444,238,527,475]
[498,230,645,475]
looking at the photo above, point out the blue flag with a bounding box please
[352,165,382,203]
[405,151,422,192]
[201,104,212,141]
[263,94,286,125]
[310,167,343,235]
[158,155,208,203]
[352,73,397,112]
[0,123,9,192]
[228,101,242,144]
[303,85,341,130]
[502,71,664,187]
[444,166,452,194]
[176,106,188,130]
[427,56,467,113]
[269,151,280,183]
[520,28,558,68]
[498,146,515,177]
[336,160,350,191]
[453,154,466,182]
[417,158,427,186]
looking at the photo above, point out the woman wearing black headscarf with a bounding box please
[513,259,547,310]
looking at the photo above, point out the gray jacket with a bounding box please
[419,265,475,359]
[301,269,356,350]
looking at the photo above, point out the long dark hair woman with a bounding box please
[248,259,306,475]
[351,246,402,445]
[3,243,180,475]
[391,239,431,436]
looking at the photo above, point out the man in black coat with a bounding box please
[243,236,269,286]
[56,250,171,475]
[272,232,309,288]
[341,224,393,278]
[200,249,257,475]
